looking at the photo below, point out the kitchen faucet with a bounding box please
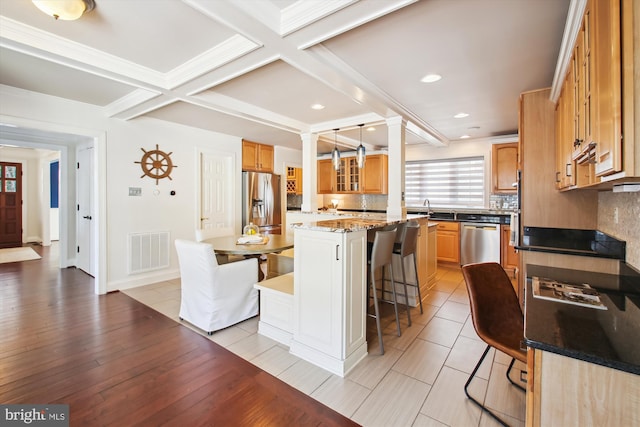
[423,198,431,213]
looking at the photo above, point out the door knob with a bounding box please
[201,217,209,221]
[83,215,92,220]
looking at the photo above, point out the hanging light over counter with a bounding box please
[356,123,366,168]
[331,128,341,171]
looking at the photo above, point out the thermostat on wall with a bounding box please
[129,187,142,196]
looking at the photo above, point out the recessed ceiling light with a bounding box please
[468,126,480,130]
[460,135,471,139]
[311,104,325,110]
[366,127,376,132]
[420,74,442,83]
[454,113,469,119]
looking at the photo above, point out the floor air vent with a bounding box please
[128,231,170,274]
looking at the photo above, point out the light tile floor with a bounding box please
[122,264,526,427]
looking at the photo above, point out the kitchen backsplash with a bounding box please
[489,194,518,210]
[321,194,388,211]
[597,191,640,270]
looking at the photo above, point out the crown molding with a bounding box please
[280,0,356,36]
[0,17,166,87]
[165,34,260,89]
[104,88,161,118]
[550,0,587,102]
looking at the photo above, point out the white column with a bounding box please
[386,116,406,216]
[300,133,319,212]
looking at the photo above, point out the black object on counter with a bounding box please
[524,264,640,375]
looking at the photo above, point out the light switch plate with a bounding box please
[129,187,142,196]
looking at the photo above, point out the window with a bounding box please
[405,156,484,208]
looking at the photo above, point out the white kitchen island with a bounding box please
[288,214,428,376]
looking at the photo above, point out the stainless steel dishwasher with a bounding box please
[460,222,501,265]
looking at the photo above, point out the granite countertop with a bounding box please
[524,263,640,375]
[517,226,626,260]
[291,213,428,233]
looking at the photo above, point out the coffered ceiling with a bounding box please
[0,0,570,153]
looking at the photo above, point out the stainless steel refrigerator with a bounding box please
[242,171,282,235]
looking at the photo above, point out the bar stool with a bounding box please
[392,222,423,327]
[367,227,400,355]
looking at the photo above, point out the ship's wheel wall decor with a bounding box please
[135,144,177,185]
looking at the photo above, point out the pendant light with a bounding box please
[331,128,341,171]
[356,123,366,168]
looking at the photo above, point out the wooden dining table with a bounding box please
[204,234,294,281]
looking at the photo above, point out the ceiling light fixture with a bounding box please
[366,126,376,132]
[331,128,341,171]
[454,112,469,119]
[356,124,366,169]
[311,103,325,110]
[460,134,471,139]
[420,74,442,83]
[32,0,95,20]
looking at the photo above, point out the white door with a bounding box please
[77,143,95,276]
[200,152,234,232]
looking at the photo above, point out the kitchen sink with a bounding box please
[428,212,456,220]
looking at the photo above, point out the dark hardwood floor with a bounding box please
[0,243,359,426]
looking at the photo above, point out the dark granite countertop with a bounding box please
[524,263,640,375]
[516,227,626,260]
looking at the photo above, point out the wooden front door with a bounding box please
[0,162,23,248]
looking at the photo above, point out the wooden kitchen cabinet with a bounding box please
[501,224,519,285]
[317,154,388,195]
[242,139,274,173]
[553,0,639,187]
[286,167,302,194]
[317,159,335,194]
[492,142,518,193]
[526,349,640,427]
[361,154,388,194]
[336,157,361,193]
[432,221,459,264]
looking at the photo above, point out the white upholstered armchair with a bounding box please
[174,239,259,334]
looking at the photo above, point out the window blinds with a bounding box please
[405,156,484,208]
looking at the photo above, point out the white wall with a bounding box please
[1,86,244,291]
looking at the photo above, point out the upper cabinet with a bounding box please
[317,154,388,195]
[491,142,518,193]
[317,159,335,194]
[242,140,274,173]
[286,167,303,195]
[362,154,388,194]
[554,0,639,189]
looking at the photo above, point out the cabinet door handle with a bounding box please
[336,244,340,260]
[555,171,561,183]
[566,163,572,177]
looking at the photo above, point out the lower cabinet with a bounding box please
[291,228,368,376]
[501,224,519,283]
[526,348,640,427]
[433,221,460,263]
